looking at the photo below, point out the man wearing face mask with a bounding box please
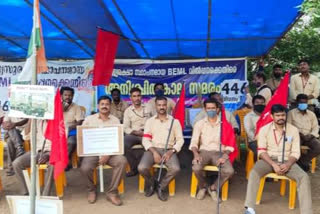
[190,99,234,201]
[244,95,266,159]
[60,87,85,159]
[146,83,176,116]
[253,72,272,104]
[287,94,320,172]
[266,64,283,92]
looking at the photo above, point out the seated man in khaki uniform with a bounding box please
[123,87,151,177]
[12,120,53,196]
[138,96,184,201]
[80,96,127,205]
[60,87,85,159]
[190,99,234,202]
[146,83,176,116]
[2,116,28,176]
[244,104,312,214]
[110,88,129,123]
[287,93,320,172]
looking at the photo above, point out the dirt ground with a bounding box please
[0,151,319,214]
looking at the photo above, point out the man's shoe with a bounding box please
[208,188,222,203]
[106,194,122,206]
[196,188,207,200]
[6,168,15,176]
[297,161,310,172]
[16,147,25,157]
[126,169,138,177]
[244,207,256,214]
[157,186,169,201]
[87,192,97,204]
[144,180,156,197]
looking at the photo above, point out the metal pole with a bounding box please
[30,1,38,213]
[216,111,223,214]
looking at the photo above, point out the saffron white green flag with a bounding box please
[17,0,47,82]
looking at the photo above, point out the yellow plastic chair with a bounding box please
[301,146,317,173]
[0,140,4,191]
[234,107,251,161]
[190,165,229,201]
[138,164,176,196]
[256,173,297,209]
[93,165,125,194]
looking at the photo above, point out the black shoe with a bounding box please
[144,180,156,197]
[65,164,72,171]
[157,186,169,201]
[126,169,138,177]
[16,146,25,157]
[297,160,310,172]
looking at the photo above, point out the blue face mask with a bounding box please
[298,103,308,111]
[155,89,164,97]
[207,110,217,118]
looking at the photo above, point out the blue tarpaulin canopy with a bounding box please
[0,0,303,60]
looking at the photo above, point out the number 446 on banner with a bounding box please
[220,79,247,103]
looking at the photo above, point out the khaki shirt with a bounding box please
[63,103,85,131]
[255,84,272,104]
[142,115,184,152]
[287,108,319,138]
[257,122,300,161]
[290,73,319,104]
[110,100,129,122]
[23,120,52,152]
[244,111,260,142]
[266,77,281,92]
[83,113,120,127]
[189,117,234,152]
[146,97,176,116]
[123,104,152,135]
[192,109,239,129]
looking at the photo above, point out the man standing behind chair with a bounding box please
[60,87,85,158]
[287,94,320,172]
[244,95,266,159]
[190,99,234,202]
[138,96,184,201]
[123,87,151,177]
[253,72,272,104]
[290,59,319,108]
[80,96,127,205]
[146,83,176,116]
[266,64,283,93]
[244,104,312,214]
[110,88,129,123]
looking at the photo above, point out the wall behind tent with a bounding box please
[0,59,247,114]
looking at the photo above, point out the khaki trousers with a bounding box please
[300,136,320,165]
[12,151,53,196]
[192,150,234,190]
[138,148,180,189]
[245,160,313,214]
[80,155,127,195]
[5,129,24,170]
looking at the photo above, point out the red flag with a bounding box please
[255,72,290,135]
[92,28,119,86]
[173,84,185,129]
[221,106,238,163]
[45,89,68,180]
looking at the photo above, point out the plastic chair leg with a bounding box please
[256,177,266,204]
[280,179,286,196]
[55,172,64,197]
[93,168,97,185]
[221,181,229,201]
[39,169,45,187]
[246,150,254,179]
[311,158,316,173]
[139,174,145,193]
[0,141,4,170]
[169,179,175,196]
[190,172,198,197]
[289,180,297,209]
[118,179,124,194]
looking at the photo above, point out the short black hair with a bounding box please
[111,88,121,95]
[271,104,287,114]
[254,72,266,82]
[252,95,266,105]
[60,87,74,95]
[298,58,310,65]
[155,96,167,103]
[98,95,112,104]
[130,87,141,95]
[296,94,308,102]
[273,64,282,70]
[154,83,165,91]
[208,92,220,99]
[203,98,220,108]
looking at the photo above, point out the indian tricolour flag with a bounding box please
[17,0,47,82]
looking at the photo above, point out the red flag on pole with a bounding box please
[92,28,119,86]
[173,84,185,129]
[255,72,290,136]
[221,106,238,163]
[45,89,68,180]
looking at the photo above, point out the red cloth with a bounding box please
[221,106,238,163]
[255,72,290,136]
[173,84,185,129]
[45,89,68,180]
[92,28,119,86]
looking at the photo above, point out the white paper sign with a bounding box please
[9,84,55,119]
[82,127,119,155]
